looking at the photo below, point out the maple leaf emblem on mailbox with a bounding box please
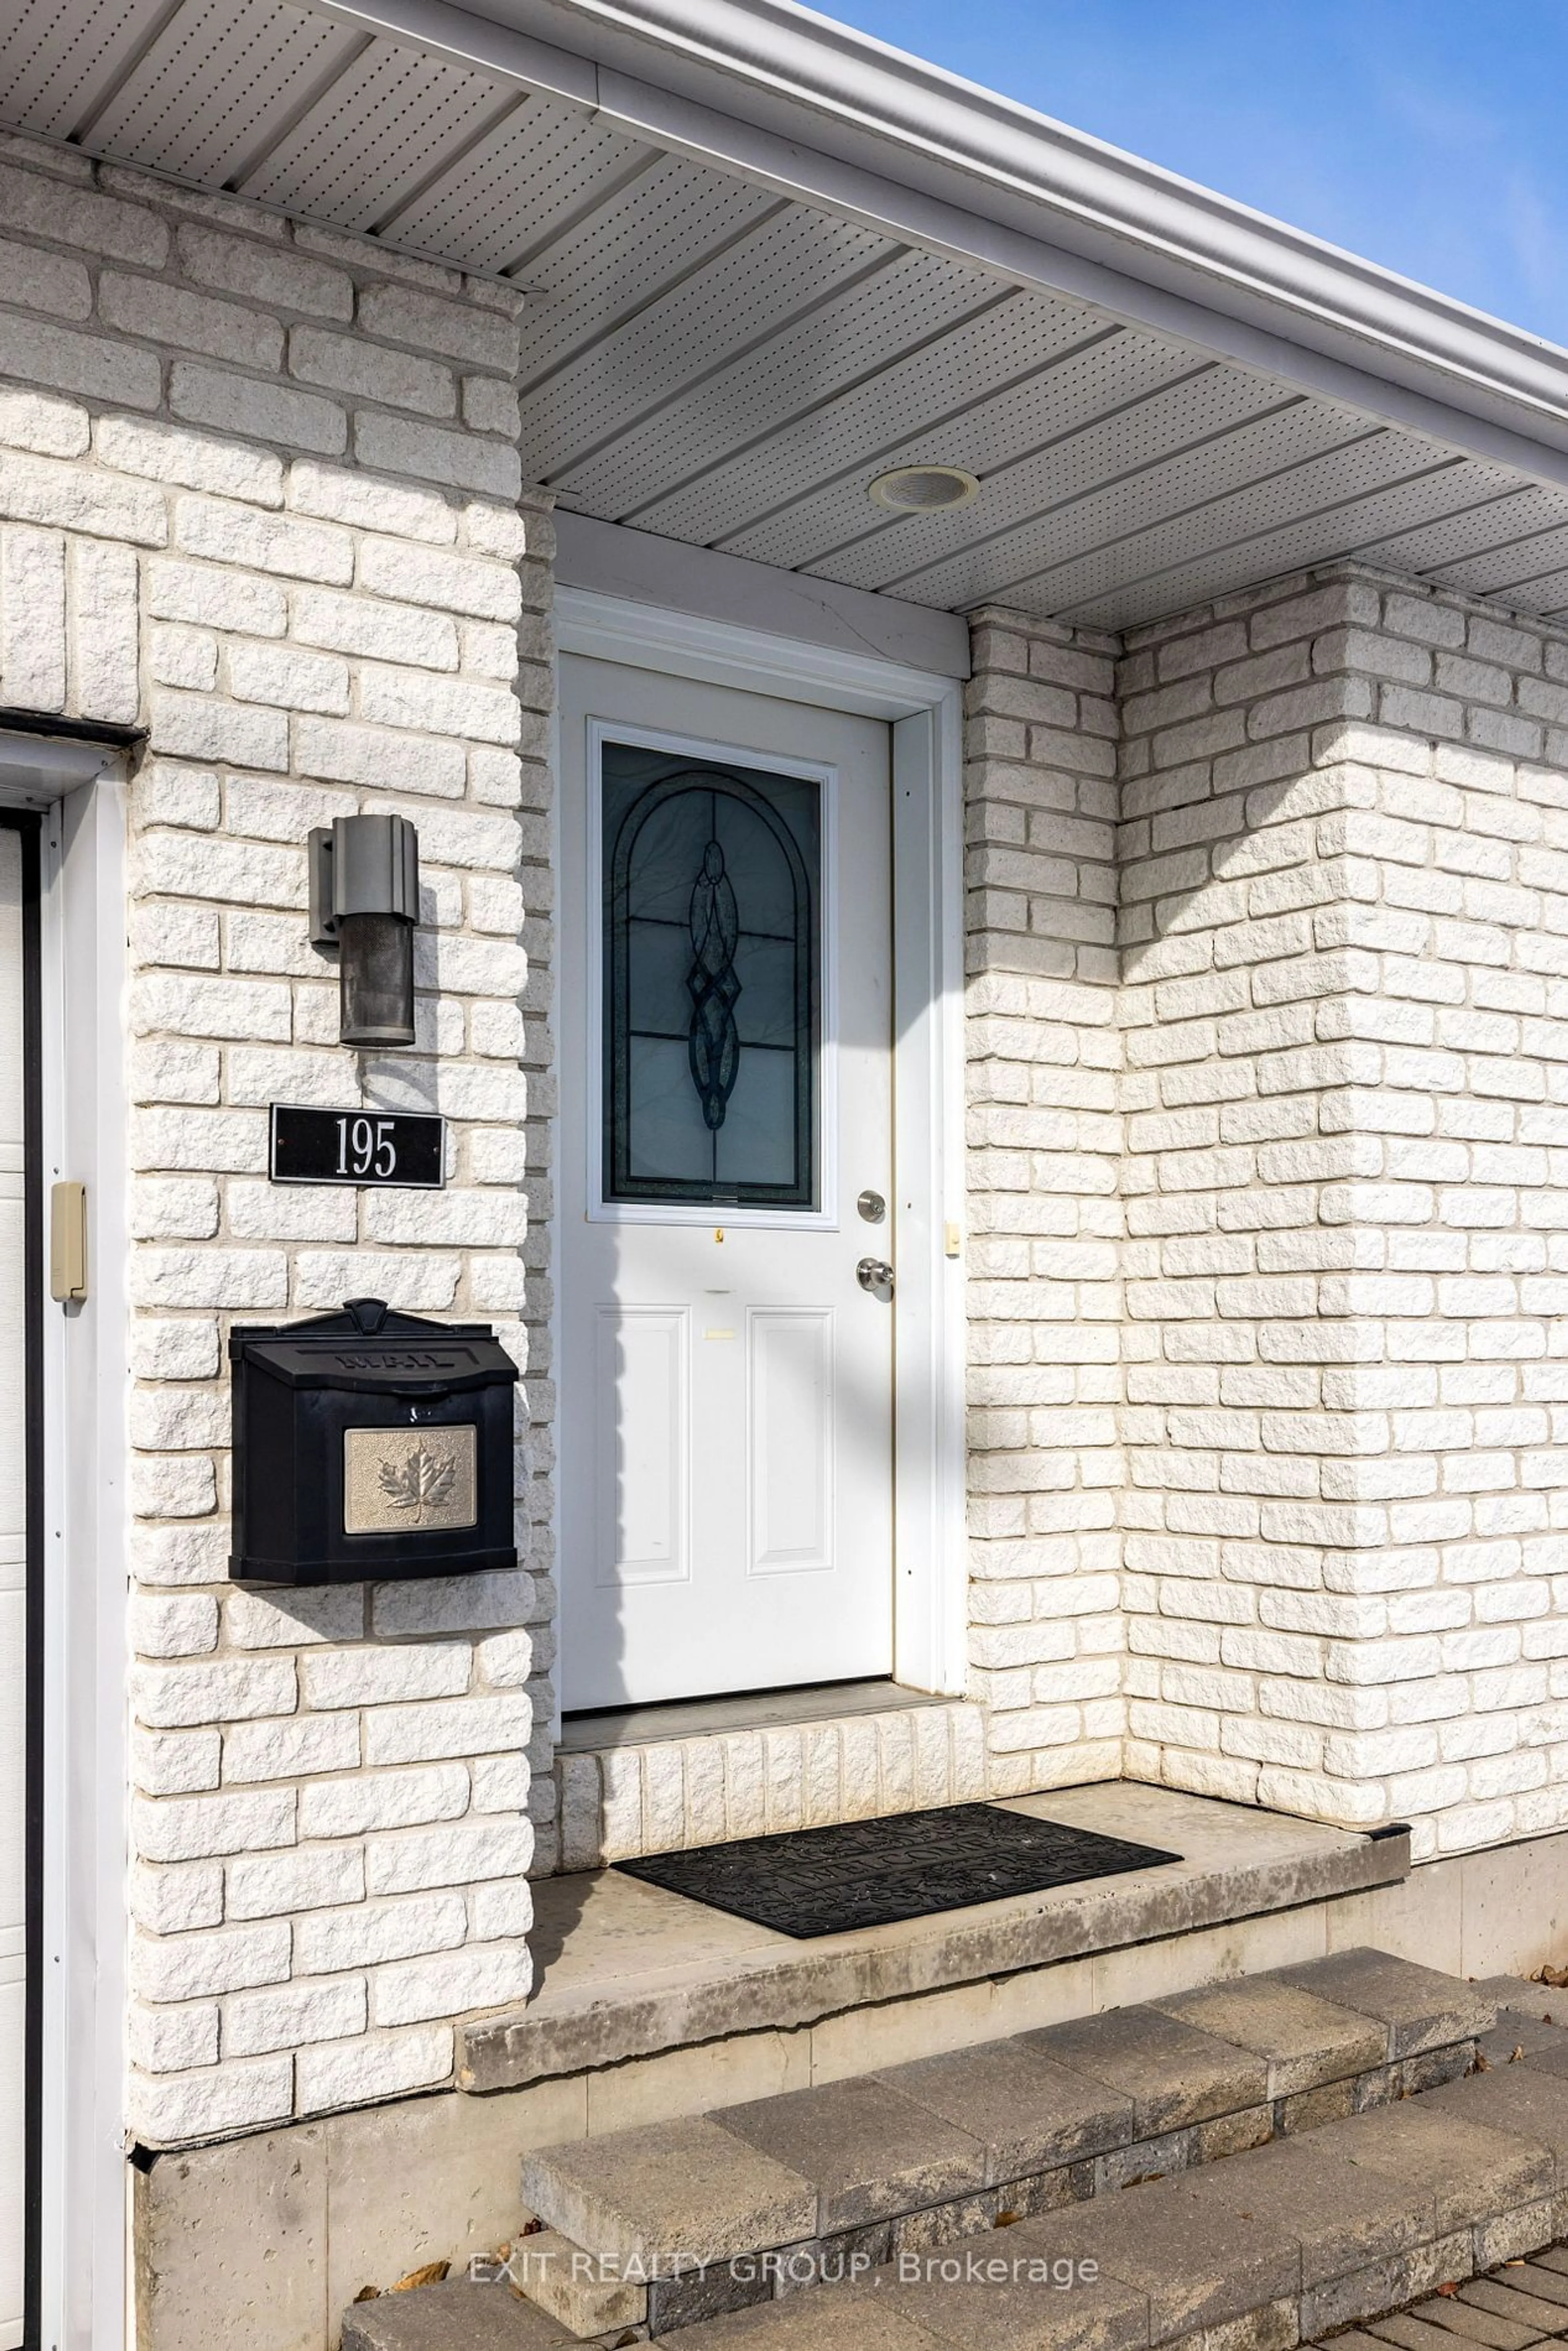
[378,1445,458,1522]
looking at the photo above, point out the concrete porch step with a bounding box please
[340,1994,1568,2351]
[461,1786,1412,2095]
[514,1949,1492,2338]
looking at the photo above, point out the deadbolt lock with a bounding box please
[857,1189,886,1223]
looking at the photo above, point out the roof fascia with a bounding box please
[316,0,1568,494]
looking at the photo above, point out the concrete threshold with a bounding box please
[558,1680,953,1753]
[461,1784,1410,2092]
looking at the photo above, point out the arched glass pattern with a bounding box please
[601,739,820,1207]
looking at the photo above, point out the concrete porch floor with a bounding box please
[460,1784,1410,2093]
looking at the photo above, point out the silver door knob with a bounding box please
[856,1257,894,1297]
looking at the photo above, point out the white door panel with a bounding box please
[561,658,893,1708]
[594,1307,689,1586]
[749,1309,833,1574]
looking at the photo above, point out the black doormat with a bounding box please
[615,1803,1180,1938]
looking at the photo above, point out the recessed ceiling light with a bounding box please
[867,464,981,514]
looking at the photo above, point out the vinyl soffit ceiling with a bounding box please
[8,0,1568,631]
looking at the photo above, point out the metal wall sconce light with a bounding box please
[308,813,421,1047]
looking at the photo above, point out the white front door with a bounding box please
[559,656,895,1709]
[0,827,28,2350]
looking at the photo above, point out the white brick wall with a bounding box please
[1117,566,1568,1862]
[0,127,555,2144]
[13,117,1568,2156]
[964,607,1127,1793]
[962,568,1568,1863]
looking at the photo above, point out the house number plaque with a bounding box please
[269,1103,445,1188]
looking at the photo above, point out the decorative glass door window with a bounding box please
[601,738,821,1208]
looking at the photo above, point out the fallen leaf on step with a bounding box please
[1438,2282,1460,2297]
[392,2262,450,2293]
[1511,2045,1526,2062]
[352,2287,379,2303]
[1472,2053,1490,2071]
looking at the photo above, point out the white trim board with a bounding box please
[555,587,968,724]
[552,590,969,1699]
[49,777,129,2351]
[0,735,128,804]
[0,738,129,2351]
[553,512,971,682]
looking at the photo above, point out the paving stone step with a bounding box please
[508,2229,652,2341]
[341,2280,573,2350]
[514,1950,1492,2337]
[629,2032,1568,2347]
[341,1995,1568,2351]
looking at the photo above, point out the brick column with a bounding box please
[963,606,1126,1793]
[1116,563,1568,1863]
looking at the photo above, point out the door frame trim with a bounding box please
[0,745,129,2351]
[553,588,969,1702]
[0,810,44,2351]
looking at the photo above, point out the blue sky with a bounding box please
[820,1,1568,348]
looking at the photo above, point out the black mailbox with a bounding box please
[229,1297,519,1587]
